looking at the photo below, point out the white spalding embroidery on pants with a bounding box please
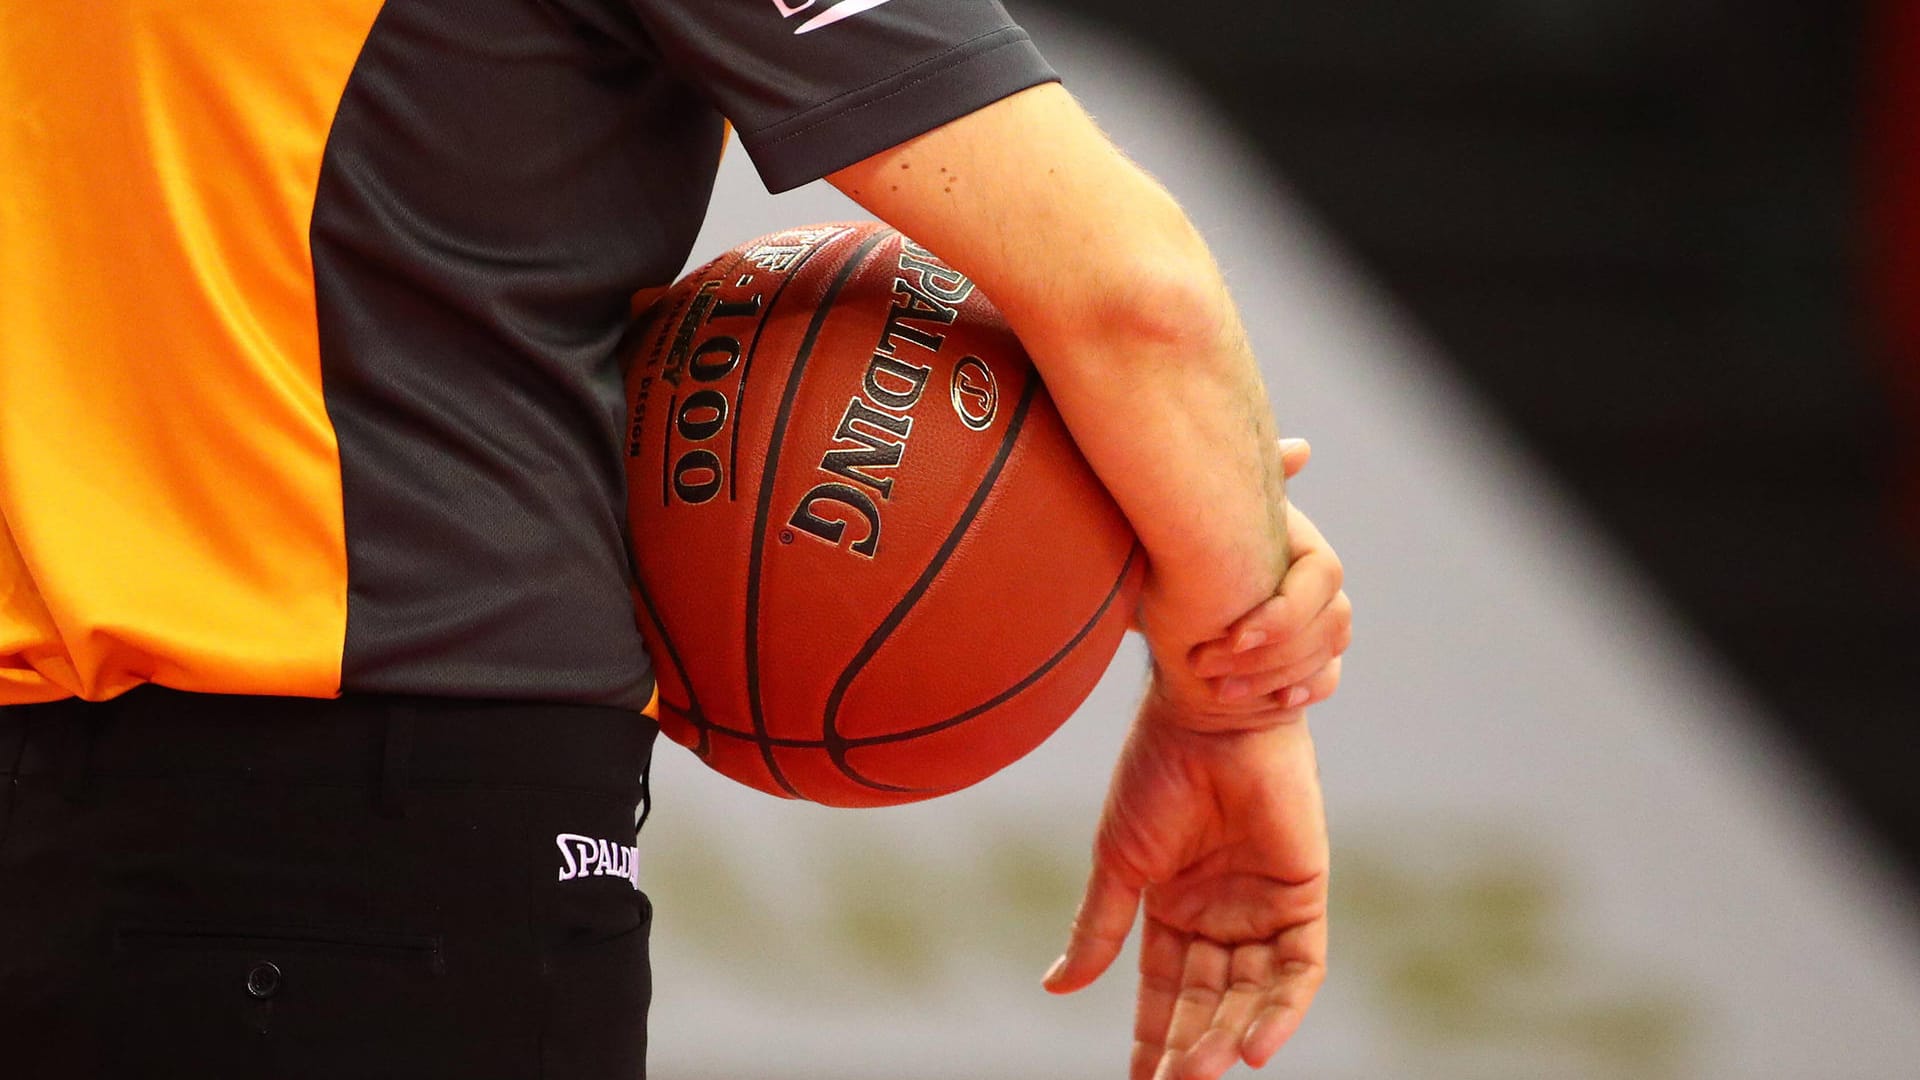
[555,833,640,891]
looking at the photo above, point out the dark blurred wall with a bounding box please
[1022,0,1920,878]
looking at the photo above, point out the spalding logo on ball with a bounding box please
[625,221,1142,807]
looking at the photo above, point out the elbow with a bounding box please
[1009,247,1241,384]
[1095,255,1234,355]
[985,212,1239,372]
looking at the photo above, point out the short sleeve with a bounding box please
[625,0,1059,192]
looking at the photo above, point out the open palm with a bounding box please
[1044,692,1329,1080]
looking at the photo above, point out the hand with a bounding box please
[1043,690,1328,1080]
[1187,499,1349,712]
[1173,438,1347,713]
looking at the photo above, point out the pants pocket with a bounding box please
[539,896,652,1080]
[108,923,449,1079]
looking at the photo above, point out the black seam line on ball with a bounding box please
[729,232,843,503]
[630,564,715,759]
[863,541,1139,748]
[819,374,1041,792]
[679,541,1138,761]
[745,227,892,799]
[635,235,844,762]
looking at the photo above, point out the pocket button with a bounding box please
[245,960,282,1000]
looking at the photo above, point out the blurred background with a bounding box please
[644,3,1920,1077]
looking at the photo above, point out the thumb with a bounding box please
[1043,860,1141,994]
[1278,437,1312,480]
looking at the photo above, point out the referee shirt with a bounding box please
[0,1,1057,708]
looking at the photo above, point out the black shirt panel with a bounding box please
[314,0,720,708]
[310,0,1055,709]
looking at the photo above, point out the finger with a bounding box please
[1195,632,1319,682]
[1190,556,1343,677]
[1291,657,1343,709]
[1204,589,1352,681]
[1214,650,1339,708]
[1177,1026,1244,1080]
[1131,919,1188,1080]
[1152,932,1232,1080]
[1269,594,1353,705]
[1228,657,1336,714]
[1278,437,1311,479]
[1177,943,1274,1080]
[1221,588,1359,672]
[1272,544,1344,633]
[1215,593,1352,704]
[1130,1042,1163,1080]
[1045,861,1142,994]
[1187,504,1338,675]
[1244,993,1308,1068]
[1243,919,1329,1068]
[1325,590,1353,657]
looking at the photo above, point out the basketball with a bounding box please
[623,221,1142,807]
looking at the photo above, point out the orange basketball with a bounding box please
[624,221,1142,807]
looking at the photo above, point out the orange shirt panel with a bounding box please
[0,1,386,703]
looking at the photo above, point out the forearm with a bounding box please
[1016,237,1288,656]
[830,84,1288,668]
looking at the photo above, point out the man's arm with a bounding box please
[829,83,1290,717]
[830,83,1337,1080]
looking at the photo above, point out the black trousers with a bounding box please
[0,686,657,1079]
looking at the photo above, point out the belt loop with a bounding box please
[378,704,414,819]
